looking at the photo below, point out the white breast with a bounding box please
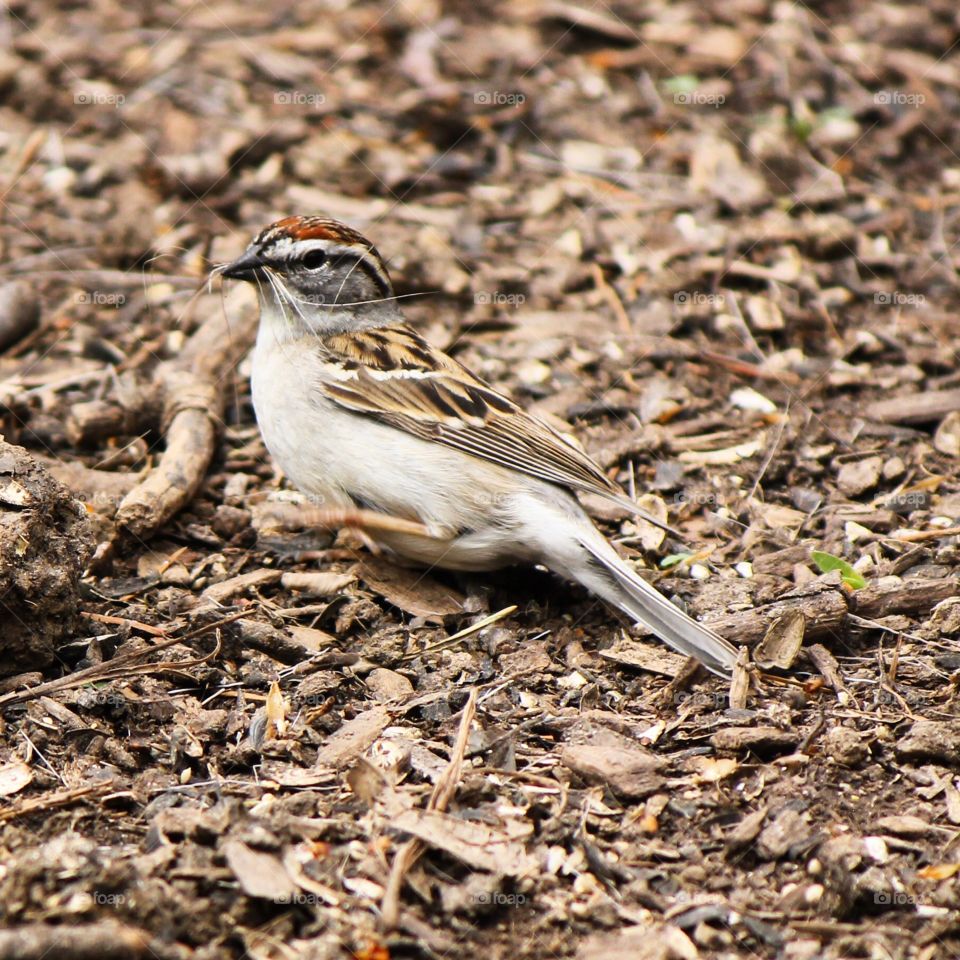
[250,333,521,543]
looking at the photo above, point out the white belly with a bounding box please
[251,335,541,569]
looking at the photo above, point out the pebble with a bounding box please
[837,456,883,496]
[824,725,868,767]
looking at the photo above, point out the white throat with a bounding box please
[255,286,403,342]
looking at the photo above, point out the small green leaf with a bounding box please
[660,552,692,569]
[811,550,867,590]
[662,74,700,95]
[788,115,814,142]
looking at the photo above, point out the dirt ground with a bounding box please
[2,0,960,958]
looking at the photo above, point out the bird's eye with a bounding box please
[301,249,327,270]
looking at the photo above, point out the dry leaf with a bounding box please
[690,756,739,782]
[754,610,805,669]
[265,680,288,739]
[917,863,960,880]
[358,555,464,622]
[223,840,296,901]
[0,760,33,796]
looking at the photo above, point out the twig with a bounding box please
[0,922,152,960]
[381,687,478,928]
[84,613,168,637]
[115,301,258,539]
[892,525,960,542]
[0,610,244,708]
[0,782,115,825]
[591,263,632,334]
[697,350,801,385]
[745,402,789,501]
[398,605,517,661]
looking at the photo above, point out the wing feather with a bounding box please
[316,326,648,516]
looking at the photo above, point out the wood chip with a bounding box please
[561,721,665,798]
[753,610,805,669]
[712,726,799,754]
[867,388,960,425]
[599,637,687,677]
[201,568,281,603]
[358,555,464,622]
[388,807,536,876]
[314,706,391,769]
[837,456,883,496]
[280,570,356,598]
[756,808,813,860]
[578,924,698,960]
[223,839,296,901]
[875,815,936,838]
[365,667,415,703]
[895,719,960,766]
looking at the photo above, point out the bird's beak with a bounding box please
[221,249,266,282]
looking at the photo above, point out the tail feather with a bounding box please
[579,539,738,677]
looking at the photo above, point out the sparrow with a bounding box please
[221,215,739,676]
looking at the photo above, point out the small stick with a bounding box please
[591,264,632,334]
[892,525,960,542]
[0,782,115,825]
[0,610,245,708]
[697,349,801,385]
[84,613,168,637]
[381,687,478,928]
[399,605,518,661]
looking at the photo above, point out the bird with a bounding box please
[220,215,739,676]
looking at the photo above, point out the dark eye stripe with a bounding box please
[324,251,391,300]
[302,249,327,269]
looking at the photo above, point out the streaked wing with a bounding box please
[315,325,631,505]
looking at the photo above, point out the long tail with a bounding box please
[577,538,739,677]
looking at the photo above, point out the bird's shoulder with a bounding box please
[312,324,623,501]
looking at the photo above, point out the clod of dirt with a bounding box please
[0,440,93,676]
[824,724,868,767]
